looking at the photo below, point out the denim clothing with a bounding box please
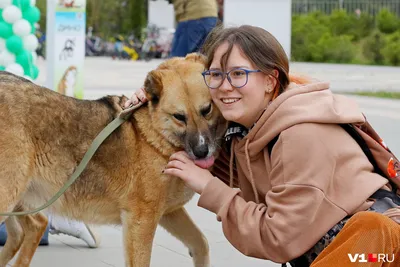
[0,222,50,246]
[170,17,217,57]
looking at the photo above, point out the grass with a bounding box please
[348,91,400,99]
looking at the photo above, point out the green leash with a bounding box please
[0,103,143,216]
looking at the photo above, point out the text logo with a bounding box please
[348,254,395,263]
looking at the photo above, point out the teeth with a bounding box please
[222,98,240,104]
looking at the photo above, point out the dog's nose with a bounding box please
[193,144,209,159]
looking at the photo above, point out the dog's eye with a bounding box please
[173,113,186,123]
[201,104,212,117]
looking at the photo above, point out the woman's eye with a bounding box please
[231,70,246,77]
[201,104,212,117]
[210,72,222,78]
[173,113,186,123]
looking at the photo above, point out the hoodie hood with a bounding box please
[236,81,366,158]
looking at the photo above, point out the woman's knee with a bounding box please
[349,211,398,233]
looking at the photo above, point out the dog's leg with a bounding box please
[121,208,162,267]
[12,212,48,267]
[159,207,210,267]
[0,216,23,267]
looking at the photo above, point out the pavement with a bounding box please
[6,57,400,267]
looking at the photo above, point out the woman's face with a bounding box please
[208,43,275,128]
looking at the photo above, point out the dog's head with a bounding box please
[143,53,226,168]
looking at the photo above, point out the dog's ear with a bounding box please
[143,70,163,104]
[185,53,207,66]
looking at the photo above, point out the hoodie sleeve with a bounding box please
[198,126,347,263]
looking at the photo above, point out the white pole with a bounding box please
[224,0,292,59]
[46,0,86,99]
[339,0,344,9]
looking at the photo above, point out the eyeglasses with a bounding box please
[201,68,261,89]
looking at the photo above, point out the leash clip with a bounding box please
[119,101,144,120]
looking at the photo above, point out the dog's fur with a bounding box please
[0,53,226,267]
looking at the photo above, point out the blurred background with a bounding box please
[30,0,400,66]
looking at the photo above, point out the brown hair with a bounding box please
[201,24,290,99]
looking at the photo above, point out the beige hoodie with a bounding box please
[198,81,393,263]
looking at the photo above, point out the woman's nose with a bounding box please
[218,76,233,91]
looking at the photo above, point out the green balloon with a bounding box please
[24,64,39,79]
[0,22,13,39]
[16,50,33,68]
[23,6,40,24]
[0,9,4,22]
[0,66,5,71]
[6,35,23,54]
[12,0,31,11]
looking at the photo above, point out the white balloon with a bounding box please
[0,38,5,52]
[23,34,38,51]
[31,51,37,64]
[6,63,24,76]
[30,0,36,6]
[0,0,12,9]
[2,5,22,24]
[12,19,32,37]
[0,49,16,66]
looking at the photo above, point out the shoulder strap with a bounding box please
[340,123,399,195]
[340,124,386,177]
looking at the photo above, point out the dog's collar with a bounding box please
[119,102,145,120]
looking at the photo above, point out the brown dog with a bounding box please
[0,53,226,267]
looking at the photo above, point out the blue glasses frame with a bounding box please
[201,68,261,89]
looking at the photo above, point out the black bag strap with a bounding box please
[281,255,311,267]
[339,124,386,177]
[340,123,398,193]
[289,255,311,267]
[340,123,400,207]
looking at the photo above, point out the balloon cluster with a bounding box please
[0,0,40,80]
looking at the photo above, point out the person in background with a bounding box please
[0,215,99,248]
[166,0,219,57]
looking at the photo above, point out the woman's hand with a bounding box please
[124,87,148,108]
[163,151,215,194]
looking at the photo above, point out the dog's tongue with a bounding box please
[194,156,215,169]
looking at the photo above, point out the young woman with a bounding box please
[125,25,400,267]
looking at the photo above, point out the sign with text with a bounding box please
[46,0,86,98]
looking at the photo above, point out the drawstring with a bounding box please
[245,139,260,204]
[229,140,235,188]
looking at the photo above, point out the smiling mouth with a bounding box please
[221,98,240,104]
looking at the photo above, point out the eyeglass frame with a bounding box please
[201,68,261,89]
